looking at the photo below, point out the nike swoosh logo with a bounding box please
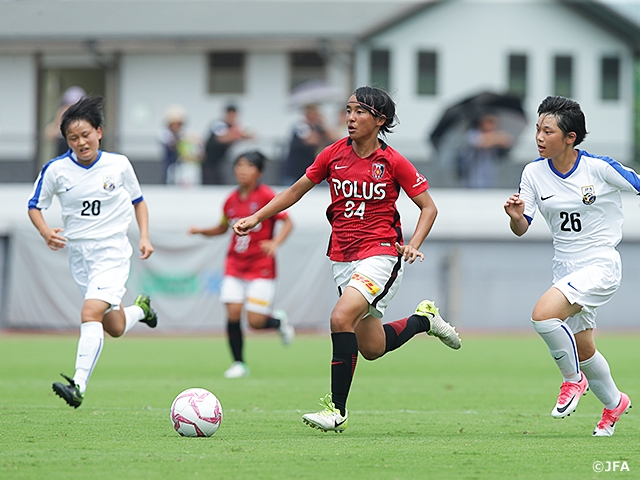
[335,165,348,170]
[331,361,343,365]
[556,396,576,413]
[567,282,578,291]
[334,417,347,428]
[541,195,554,201]
[553,354,565,361]
[66,186,75,192]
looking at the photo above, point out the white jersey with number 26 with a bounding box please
[519,150,640,258]
[28,150,143,241]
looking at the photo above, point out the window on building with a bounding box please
[417,51,437,95]
[508,54,527,98]
[208,52,245,94]
[370,49,390,91]
[601,56,620,100]
[290,51,326,91]
[554,55,573,98]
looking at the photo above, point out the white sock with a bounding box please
[580,350,621,409]
[123,305,144,334]
[74,322,104,394]
[532,318,581,382]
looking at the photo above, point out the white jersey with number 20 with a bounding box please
[28,150,143,241]
[519,150,640,258]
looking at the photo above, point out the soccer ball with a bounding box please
[170,388,223,437]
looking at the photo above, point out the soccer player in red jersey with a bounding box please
[234,87,461,432]
[189,151,294,378]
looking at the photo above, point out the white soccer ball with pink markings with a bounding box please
[170,388,223,437]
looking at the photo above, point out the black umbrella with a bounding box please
[429,91,527,152]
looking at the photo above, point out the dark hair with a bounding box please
[225,105,238,113]
[353,86,398,136]
[60,95,104,139]
[537,95,588,146]
[234,150,266,172]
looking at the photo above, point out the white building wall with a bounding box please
[356,0,635,164]
[118,51,351,163]
[0,55,35,163]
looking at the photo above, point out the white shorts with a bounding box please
[219,276,276,315]
[67,234,132,308]
[552,249,621,334]
[332,255,404,318]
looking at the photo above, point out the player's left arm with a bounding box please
[260,215,294,257]
[133,199,154,259]
[395,190,437,264]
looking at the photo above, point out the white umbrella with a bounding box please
[289,80,343,107]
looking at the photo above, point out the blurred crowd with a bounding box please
[46,86,523,189]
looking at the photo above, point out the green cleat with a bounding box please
[415,300,461,349]
[52,373,83,408]
[302,394,348,433]
[134,294,158,328]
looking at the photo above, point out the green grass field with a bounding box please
[0,332,637,479]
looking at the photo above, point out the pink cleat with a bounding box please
[593,392,631,437]
[551,371,589,418]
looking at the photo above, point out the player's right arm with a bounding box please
[28,208,67,250]
[234,175,315,236]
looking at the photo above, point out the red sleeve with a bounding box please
[305,142,336,184]
[393,154,429,198]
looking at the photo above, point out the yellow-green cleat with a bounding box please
[415,300,461,349]
[135,294,158,328]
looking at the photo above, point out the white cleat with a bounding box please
[414,300,461,349]
[302,394,348,433]
[223,361,249,379]
[274,309,295,346]
[551,372,589,418]
[593,392,631,436]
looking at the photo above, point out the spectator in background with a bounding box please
[45,86,86,157]
[282,104,335,186]
[158,105,203,186]
[457,113,513,188]
[203,105,253,185]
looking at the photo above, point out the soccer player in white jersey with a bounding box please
[504,96,635,436]
[27,96,158,408]
[234,86,461,432]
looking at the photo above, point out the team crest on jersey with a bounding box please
[103,175,115,192]
[371,163,385,180]
[581,185,596,205]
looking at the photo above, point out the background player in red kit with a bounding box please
[189,151,294,378]
[234,86,461,432]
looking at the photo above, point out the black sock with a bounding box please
[331,332,358,416]
[383,314,430,354]
[261,316,281,330]
[227,321,243,362]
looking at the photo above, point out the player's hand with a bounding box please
[139,238,154,259]
[233,215,259,236]
[395,242,424,264]
[260,240,278,257]
[43,227,67,250]
[504,193,525,219]
[187,226,200,235]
